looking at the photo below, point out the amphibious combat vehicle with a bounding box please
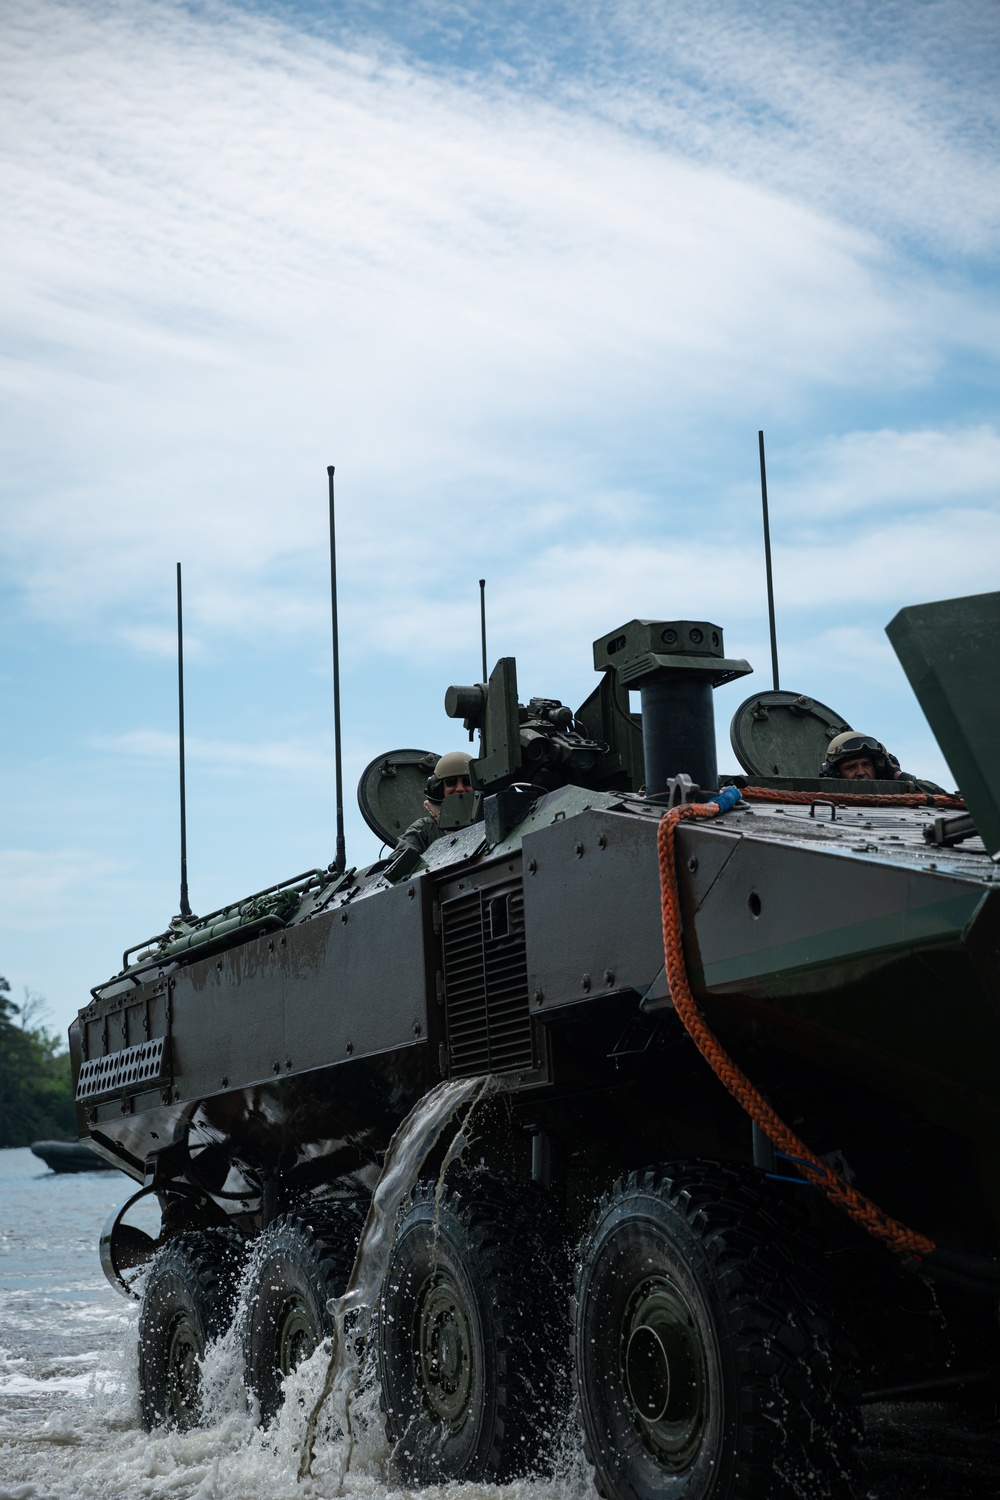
[71,588,1000,1499]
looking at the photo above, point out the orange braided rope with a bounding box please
[657,801,936,1260]
[741,786,965,811]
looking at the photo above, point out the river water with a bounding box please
[3,1145,1000,1499]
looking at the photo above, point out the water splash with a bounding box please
[299,1074,505,1483]
[2,1147,998,1496]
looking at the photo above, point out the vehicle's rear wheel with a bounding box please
[377,1173,568,1483]
[574,1162,857,1500]
[138,1229,246,1431]
[242,1203,364,1425]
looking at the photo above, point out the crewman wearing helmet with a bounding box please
[393,751,474,856]
[821,732,945,793]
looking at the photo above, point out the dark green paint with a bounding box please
[887,590,1000,856]
[695,888,985,991]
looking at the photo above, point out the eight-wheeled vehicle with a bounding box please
[71,588,1000,1499]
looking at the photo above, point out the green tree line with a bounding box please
[0,973,76,1147]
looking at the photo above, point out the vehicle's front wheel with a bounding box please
[138,1229,246,1431]
[242,1203,364,1425]
[574,1163,857,1500]
[377,1173,568,1483]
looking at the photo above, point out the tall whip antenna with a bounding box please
[479,578,488,682]
[328,465,346,875]
[176,562,192,919]
[478,579,489,754]
[758,430,780,692]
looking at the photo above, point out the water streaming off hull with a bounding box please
[300,1073,506,1479]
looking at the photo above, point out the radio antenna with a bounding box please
[758,430,780,691]
[479,578,488,682]
[328,465,346,875]
[176,562,192,919]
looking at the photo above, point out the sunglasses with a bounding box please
[443,775,472,788]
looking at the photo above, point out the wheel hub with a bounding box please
[165,1313,203,1429]
[621,1278,707,1469]
[277,1295,316,1375]
[414,1276,473,1428]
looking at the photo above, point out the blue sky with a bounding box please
[1,0,998,1040]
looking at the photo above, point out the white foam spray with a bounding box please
[299,1074,506,1483]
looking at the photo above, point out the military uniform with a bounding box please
[890,774,947,795]
[393,751,474,857]
[394,814,440,856]
[821,733,947,794]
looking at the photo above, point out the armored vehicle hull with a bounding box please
[71,589,1000,1499]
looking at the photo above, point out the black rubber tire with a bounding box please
[574,1162,858,1500]
[377,1172,569,1483]
[242,1202,365,1426]
[138,1229,246,1431]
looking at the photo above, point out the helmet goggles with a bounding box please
[832,735,882,757]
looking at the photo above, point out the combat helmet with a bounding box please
[425,750,474,802]
[821,732,896,779]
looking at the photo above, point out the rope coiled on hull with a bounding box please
[740,786,965,810]
[656,792,936,1259]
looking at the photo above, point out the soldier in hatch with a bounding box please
[821,732,945,793]
[393,751,474,856]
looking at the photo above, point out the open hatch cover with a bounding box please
[730,691,850,778]
[357,748,439,848]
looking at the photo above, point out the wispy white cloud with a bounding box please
[92,728,332,777]
[370,501,1000,668]
[0,0,992,649]
[566,0,1000,258]
[809,627,897,677]
[777,426,1000,519]
[0,848,125,929]
[2,0,997,1035]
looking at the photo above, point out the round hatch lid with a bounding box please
[357,749,440,847]
[729,692,851,778]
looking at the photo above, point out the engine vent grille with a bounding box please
[76,1036,168,1100]
[441,883,533,1076]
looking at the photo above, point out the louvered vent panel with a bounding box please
[441,884,533,1076]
